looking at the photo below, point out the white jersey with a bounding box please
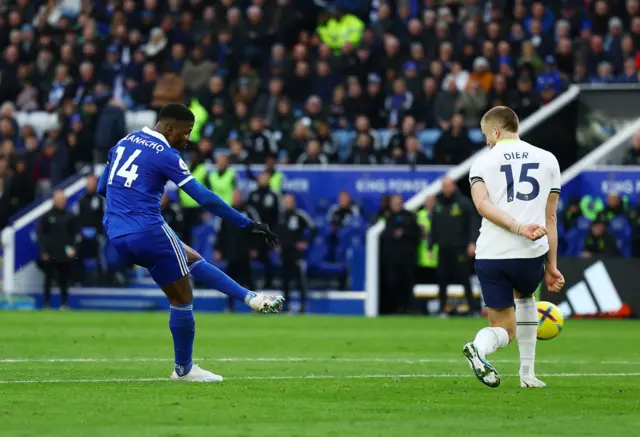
[469,139,561,260]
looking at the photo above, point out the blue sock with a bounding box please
[190,259,252,302]
[169,303,195,377]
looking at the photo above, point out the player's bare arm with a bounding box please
[470,180,547,241]
[544,192,565,292]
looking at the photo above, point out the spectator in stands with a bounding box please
[434,78,460,131]
[37,190,76,310]
[618,58,639,83]
[76,174,105,285]
[297,139,329,166]
[412,77,438,129]
[562,197,583,231]
[347,133,377,165]
[215,189,260,312]
[94,99,126,163]
[381,195,421,314]
[582,219,620,259]
[387,115,417,158]
[433,113,474,165]
[278,194,316,313]
[327,190,362,259]
[255,77,285,127]
[392,136,430,166]
[457,80,487,127]
[430,177,477,316]
[244,115,276,164]
[161,193,185,242]
[624,132,640,165]
[182,46,217,98]
[0,155,35,228]
[597,193,627,223]
[248,172,280,288]
[364,73,387,129]
[512,74,541,120]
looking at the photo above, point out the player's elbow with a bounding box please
[475,201,488,218]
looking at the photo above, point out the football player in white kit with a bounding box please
[463,106,565,388]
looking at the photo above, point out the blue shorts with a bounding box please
[475,255,546,309]
[110,223,189,287]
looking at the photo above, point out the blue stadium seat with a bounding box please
[468,129,484,143]
[565,227,586,257]
[417,129,442,158]
[609,216,632,257]
[332,130,357,162]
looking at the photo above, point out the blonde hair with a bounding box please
[481,106,519,133]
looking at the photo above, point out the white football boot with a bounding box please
[170,364,223,382]
[463,342,501,388]
[520,375,547,388]
[245,292,285,313]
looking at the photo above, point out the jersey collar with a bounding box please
[142,126,170,146]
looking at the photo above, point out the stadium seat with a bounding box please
[468,129,484,144]
[609,216,632,257]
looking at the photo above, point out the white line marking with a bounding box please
[1,357,640,365]
[0,372,639,385]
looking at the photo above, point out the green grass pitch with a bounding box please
[1,312,638,436]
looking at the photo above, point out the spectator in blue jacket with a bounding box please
[536,56,563,94]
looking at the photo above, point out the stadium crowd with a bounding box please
[2,0,640,311]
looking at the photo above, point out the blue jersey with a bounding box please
[103,127,193,239]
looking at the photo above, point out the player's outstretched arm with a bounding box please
[97,162,110,197]
[181,178,251,228]
[181,178,280,247]
[470,181,547,240]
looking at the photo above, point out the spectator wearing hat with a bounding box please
[582,219,620,259]
[99,45,122,89]
[402,61,422,98]
[537,56,563,94]
[385,78,414,128]
[144,28,169,70]
[365,73,387,129]
[467,57,494,93]
[244,115,276,164]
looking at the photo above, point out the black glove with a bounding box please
[249,222,279,248]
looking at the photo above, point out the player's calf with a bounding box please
[188,257,284,313]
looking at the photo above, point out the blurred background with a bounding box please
[1,0,640,318]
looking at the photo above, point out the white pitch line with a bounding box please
[1,357,640,365]
[1,372,639,385]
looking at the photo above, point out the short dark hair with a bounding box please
[481,106,519,133]
[158,104,195,123]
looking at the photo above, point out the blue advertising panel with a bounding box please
[234,166,448,214]
[562,169,640,203]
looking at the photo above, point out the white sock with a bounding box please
[473,327,509,359]
[515,295,538,377]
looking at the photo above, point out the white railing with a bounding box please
[364,85,582,317]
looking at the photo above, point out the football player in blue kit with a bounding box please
[97,103,284,382]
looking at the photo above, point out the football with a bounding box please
[536,301,565,340]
